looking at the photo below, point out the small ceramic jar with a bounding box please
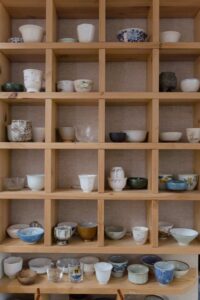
[77,24,95,42]
[132,226,149,245]
[23,69,43,92]
[78,174,97,192]
[159,72,177,92]
[7,120,32,142]
[4,256,23,279]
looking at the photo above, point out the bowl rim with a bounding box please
[170,227,199,236]
[127,263,149,274]
[165,260,190,271]
[18,227,44,236]
[105,225,126,233]
[118,27,146,34]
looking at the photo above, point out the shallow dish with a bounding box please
[17,269,37,285]
[58,38,77,43]
[170,228,198,246]
[117,28,148,42]
[7,224,29,239]
[166,180,187,191]
[123,130,147,142]
[105,225,126,240]
[166,260,189,278]
[127,177,148,189]
[109,132,126,143]
[159,131,182,142]
[3,177,25,191]
[28,258,52,274]
[18,227,44,244]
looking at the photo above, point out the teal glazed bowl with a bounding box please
[127,177,148,189]
[166,180,187,191]
[2,82,25,92]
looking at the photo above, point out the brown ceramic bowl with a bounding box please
[78,222,97,241]
[17,269,37,285]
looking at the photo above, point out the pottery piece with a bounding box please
[17,269,37,285]
[94,262,113,285]
[108,177,127,192]
[27,174,45,191]
[7,224,29,239]
[105,225,127,240]
[77,24,95,42]
[132,226,149,245]
[170,228,198,246]
[180,78,200,92]
[57,80,74,92]
[74,79,93,92]
[19,24,44,42]
[29,221,43,228]
[166,180,187,191]
[127,264,149,284]
[159,222,174,240]
[108,255,128,278]
[145,296,165,300]
[159,131,182,142]
[154,261,174,285]
[110,167,125,179]
[79,174,97,192]
[80,256,100,276]
[58,127,75,142]
[59,38,77,43]
[75,125,97,142]
[78,222,97,241]
[177,174,198,191]
[7,120,32,142]
[166,260,189,278]
[28,258,52,274]
[57,222,77,235]
[4,256,23,279]
[18,227,44,244]
[23,69,43,92]
[4,177,25,191]
[117,28,148,42]
[123,130,147,142]
[109,132,126,142]
[127,177,148,189]
[159,175,173,190]
[159,72,177,92]
[160,31,181,43]
[141,255,163,272]
[8,37,24,43]
[68,258,83,283]
[47,262,64,282]
[54,226,73,245]
[2,82,24,92]
[32,127,45,142]
[186,128,200,143]
[56,257,71,274]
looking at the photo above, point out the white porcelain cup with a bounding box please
[110,167,125,179]
[57,80,74,92]
[77,23,95,42]
[160,31,181,43]
[132,226,149,245]
[23,69,43,92]
[4,256,23,279]
[180,78,200,92]
[78,174,97,192]
[186,128,200,143]
[27,174,45,191]
[58,127,75,142]
[32,127,45,142]
[19,24,44,42]
[94,262,113,285]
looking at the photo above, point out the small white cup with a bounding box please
[186,128,200,143]
[77,23,95,43]
[23,69,43,92]
[94,262,113,285]
[33,127,45,142]
[4,256,23,279]
[57,80,74,92]
[78,174,97,193]
[27,174,45,191]
[132,226,149,245]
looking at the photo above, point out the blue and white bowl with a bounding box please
[18,227,44,244]
[117,28,148,42]
[141,255,163,272]
[154,261,174,285]
[166,179,187,191]
[108,255,128,278]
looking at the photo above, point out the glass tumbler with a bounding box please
[68,258,83,283]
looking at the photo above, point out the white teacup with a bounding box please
[27,174,45,191]
[23,69,43,92]
[57,80,74,92]
[94,262,113,285]
[79,174,97,192]
[132,226,149,245]
[33,127,45,142]
[77,23,95,43]
[110,167,125,179]
[186,128,200,143]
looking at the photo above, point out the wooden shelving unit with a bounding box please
[0,0,199,297]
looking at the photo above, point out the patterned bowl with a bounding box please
[117,28,148,42]
[18,227,44,244]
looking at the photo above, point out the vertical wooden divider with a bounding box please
[148,0,160,43]
[98,199,104,246]
[0,199,9,243]
[194,9,200,42]
[46,0,57,42]
[0,3,10,42]
[44,199,57,246]
[147,200,159,247]
[99,0,106,42]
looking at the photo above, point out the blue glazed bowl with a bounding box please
[154,261,175,285]
[117,28,148,42]
[141,255,163,272]
[166,179,187,191]
[18,227,44,244]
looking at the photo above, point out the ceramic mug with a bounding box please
[54,226,73,245]
[23,69,43,92]
[110,167,125,179]
[132,226,149,245]
[77,23,95,42]
[186,128,200,143]
[79,174,97,192]
[57,80,74,92]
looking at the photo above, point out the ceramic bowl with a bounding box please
[58,127,75,142]
[56,257,71,274]
[77,222,97,241]
[8,37,24,43]
[127,264,149,284]
[28,258,52,274]
[75,125,97,142]
[3,177,25,191]
[180,78,200,92]
[19,24,44,42]
[57,222,78,235]
[154,261,174,285]
[80,256,100,276]
[2,82,24,92]
[166,180,187,191]
[186,128,200,143]
[123,130,147,142]
[18,227,44,244]
[57,80,74,92]
[32,127,45,142]
[74,79,93,92]
[177,174,198,191]
[17,269,37,285]
[160,31,181,43]
[109,132,126,143]
[105,225,127,240]
[117,28,148,42]
[7,120,32,142]
[127,177,148,189]
[58,38,77,43]
[166,260,190,278]
[79,174,97,192]
[4,256,23,279]
[170,228,198,246]
[54,226,73,245]
[108,177,127,192]
[140,255,163,272]
[159,174,173,190]
[159,132,182,142]
[159,222,174,240]
[27,174,45,191]
[108,255,128,278]
[94,262,113,285]
[7,224,29,239]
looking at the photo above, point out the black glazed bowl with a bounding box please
[127,177,148,189]
[109,132,126,142]
[2,82,25,92]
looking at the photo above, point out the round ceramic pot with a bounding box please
[108,177,127,192]
[19,24,44,42]
[108,255,128,278]
[180,78,200,92]
[132,226,149,245]
[127,264,149,284]
[58,127,75,142]
[127,177,148,189]
[57,80,74,92]
[186,128,200,143]
[23,69,43,92]
[77,23,95,42]
[7,120,32,142]
[54,226,73,245]
[110,167,125,179]
[154,261,174,285]
[94,262,113,285]
[159,72,177,92]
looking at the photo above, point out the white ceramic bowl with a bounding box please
[177,174,198,191]
[58,127,75,142]
[166,260,190,278]
[19,24,44,42]
[170,228,198,246]
[74,79,93,92]
[28,258,52,274]
[105,225,127,240]
[27,174,45,191]
[123,130,147,142]
[180,78,200,92]
[7,224,29,239]
[160,31,181,43]
[4,256,23,278]
[79,174,97,192]
[127,264,149,284]
[57,80,74,92]
[108,177,127,192]
[80,256,100,276]
[159,132,182,142]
